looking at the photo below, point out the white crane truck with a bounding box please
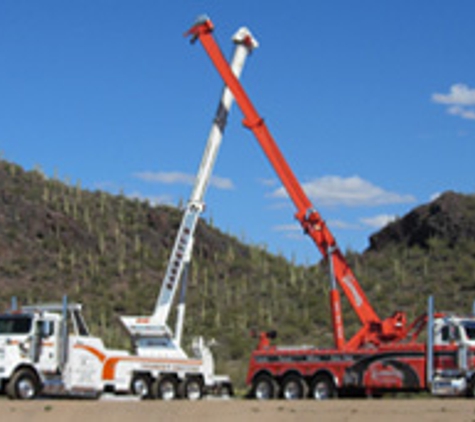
[0,27,257,400]
[0,297,227,400]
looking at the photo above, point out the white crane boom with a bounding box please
[154,26,257,324]
[120,26,258,340]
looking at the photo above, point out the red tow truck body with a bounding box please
[186,16,475,399]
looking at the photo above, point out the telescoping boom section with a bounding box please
[152,27,258,330]
[186,17,475,401]
[185,17,408,351]
[120,26,258,345]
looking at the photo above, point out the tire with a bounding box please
[130,375,152,399]
[251,374,278,400]
[309,374,336,400]
[179,377,203,401]
[154,375,178,401]
[6,369,41,400]
[218,383,233,398]
[466,377,475,398]
[281,374,308,400]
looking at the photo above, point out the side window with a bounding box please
[41,320,55,338]
[441,326,450,342]
[441,324,460,343]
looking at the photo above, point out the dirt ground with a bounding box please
[1,399,475,422]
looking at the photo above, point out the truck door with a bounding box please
[436,322,461,371]
[36,319,60,373]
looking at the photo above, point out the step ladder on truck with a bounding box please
[186,15,475,399]
[0,26,257,400]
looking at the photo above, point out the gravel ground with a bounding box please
[1,399,475,422]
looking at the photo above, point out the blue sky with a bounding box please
[1,1,474,265]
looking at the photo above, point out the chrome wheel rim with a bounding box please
[132,378,149,397]
[18,378,35,399]
[313,381,330,400]
[186,381,201,400]
[160,381,175,401]
[255,381,271,400]
[283,380,301,400]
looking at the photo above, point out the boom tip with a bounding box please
[185,14,214,42]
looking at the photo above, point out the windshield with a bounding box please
[0,315,33,335]
[462,321,475,341]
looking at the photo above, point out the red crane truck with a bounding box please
[186,16,475,399]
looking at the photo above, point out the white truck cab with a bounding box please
[433,316,475,347]
[428,297,475,397]
[0,301,108,399]
[0,299,232,400]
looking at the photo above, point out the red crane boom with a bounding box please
[186,17,408,350]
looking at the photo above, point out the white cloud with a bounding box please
[258,177,278,187]
[93,182,176,206]
[274,219,363,233]
[135,171,193,185]
[134,171,234,190]
[432,84,475,105]
[128,191,175,206]
[272,218,363,245]
[272,224,305,240]
[432,84,475,120]
[360,214,396,229]
[273,223,301,232]
[328,219,361,230]
[270,175,415,207]
[447,106,475,120]
[209,175,234,190]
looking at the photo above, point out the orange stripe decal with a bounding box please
[74,344,107,363]
[73,343,203,381]
[102,356,203,381]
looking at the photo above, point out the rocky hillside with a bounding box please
[358,191,475,329]
[0,159,328,387]
[369,191,475,251]
[1,158,474,388]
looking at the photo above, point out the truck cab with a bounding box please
[434,316,475,347]
[429,306,475,397]
[0,300,117,399]
[0,309,62,398]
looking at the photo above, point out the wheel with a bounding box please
[251,374,278,400]
[130,375,152,399]
[218,382,233,398]
[309,374,336,400]
[154,376,178,401]
[466,377,475,397]
[179,377,203,401]
[281,374,308,400]
[6,369,41,400]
